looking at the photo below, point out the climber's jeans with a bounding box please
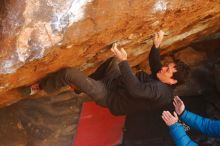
[39,57,120,106]
[39,67,107,106]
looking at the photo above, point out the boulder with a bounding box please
[1,0,220,107]
[174,47,207,66]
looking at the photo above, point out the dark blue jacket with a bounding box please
[169,110,220,146]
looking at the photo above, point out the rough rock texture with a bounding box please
[1,0,220,107]
[174,47,207,66]
[0,91,87,146]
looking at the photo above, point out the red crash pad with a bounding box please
[73,101,125,146]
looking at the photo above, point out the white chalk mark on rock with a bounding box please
[154,0,168,12]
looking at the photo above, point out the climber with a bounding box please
[162,96,220,146]
[24,30,189,119]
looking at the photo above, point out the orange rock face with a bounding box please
[0,0,220,107]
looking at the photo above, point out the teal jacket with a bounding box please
[169,110,220,146]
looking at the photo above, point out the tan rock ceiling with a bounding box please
[0,0,220,107]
